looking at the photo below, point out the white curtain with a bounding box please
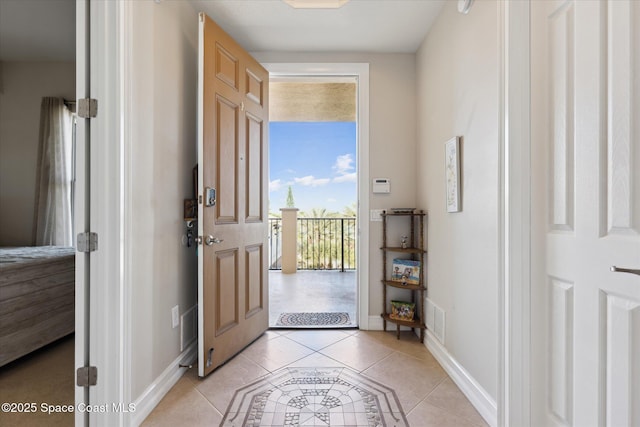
[33,97,74,246]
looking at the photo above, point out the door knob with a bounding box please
[204,236,223,246]
[195,236,223,246]
[611,266,640,276]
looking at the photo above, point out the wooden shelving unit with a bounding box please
[380,210,427,342]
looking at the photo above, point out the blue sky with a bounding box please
[269,122,356,215]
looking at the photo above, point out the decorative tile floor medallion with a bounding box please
[221,367,408,427]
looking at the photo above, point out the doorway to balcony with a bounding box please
[267,74,359,328]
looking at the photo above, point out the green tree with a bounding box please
[286,186,295,208]
[342,203,357,217]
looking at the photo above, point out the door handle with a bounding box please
[611,266,640,276]
[204,236,223,246]
[195,236,223,246]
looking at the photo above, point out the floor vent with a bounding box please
[425,298,445,344]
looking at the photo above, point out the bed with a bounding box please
[0,246,75,367]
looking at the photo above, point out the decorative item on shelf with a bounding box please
[390,301,415,321]
[391,208,415,214]
[400,235,408,249]
[391,259,420,285]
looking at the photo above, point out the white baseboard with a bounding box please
[368,315,383,330]
[130,342,197,426]
[425,330,497,427]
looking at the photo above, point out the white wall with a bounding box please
[252,51,417,318]
[415,0,499,401]
[0,61,75,245]
[128,0,198,400]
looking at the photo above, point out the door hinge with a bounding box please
[77,232,98,252]
[76,366,98,387]
[77,98,98,119]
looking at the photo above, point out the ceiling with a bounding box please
[190,0,445,53]
[0,0,445,61]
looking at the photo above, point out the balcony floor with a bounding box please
[269,270,357,328]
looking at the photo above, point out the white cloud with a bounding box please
[327,198,337,203]
[332,154,356,183]
[333,154,354,175]
[269,179,283,192]
[333,172,357,183]
[294,175,331,187]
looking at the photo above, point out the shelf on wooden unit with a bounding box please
[380,209,427,343]
[381,280,426,291]
[381,246,427,254]
[381,313,425,329]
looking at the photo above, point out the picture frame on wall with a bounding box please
[445,136,461,213]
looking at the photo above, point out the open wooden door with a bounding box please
[197,13,269,377]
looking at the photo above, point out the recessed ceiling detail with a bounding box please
[283,0,350,9]
[221,367,409,426]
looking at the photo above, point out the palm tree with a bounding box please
[297,207,355,269]
[342,203,357,217]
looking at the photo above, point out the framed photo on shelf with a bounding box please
[445,136,461,213]
[391,259,420,285]
[390,300,415,321]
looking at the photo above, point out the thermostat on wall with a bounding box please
[372,178,390,193]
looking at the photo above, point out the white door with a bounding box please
[531,1,640,425]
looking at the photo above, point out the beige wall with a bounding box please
[128,0,198,399]
[124,1,499,408]
[415,0,499,400]
[253,51,417,317]
[0,61,75,245]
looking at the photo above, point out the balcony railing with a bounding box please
[268,217,356,271]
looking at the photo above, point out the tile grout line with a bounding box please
[282,330,355,353]
[404,374,448,417]
[150,331,480,426]
[415,375,488,427]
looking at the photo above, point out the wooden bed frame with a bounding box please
[0,246,75,367]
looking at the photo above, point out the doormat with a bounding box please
[275,312,351,327]
[221,367,408,426]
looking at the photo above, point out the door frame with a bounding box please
[260,62,370,329]
[500,0,532,426]
[75,0,131,425]
[81,3,534,424]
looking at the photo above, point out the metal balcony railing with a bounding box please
[268,217,356,271]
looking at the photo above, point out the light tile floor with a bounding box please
[142,330,488,427]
